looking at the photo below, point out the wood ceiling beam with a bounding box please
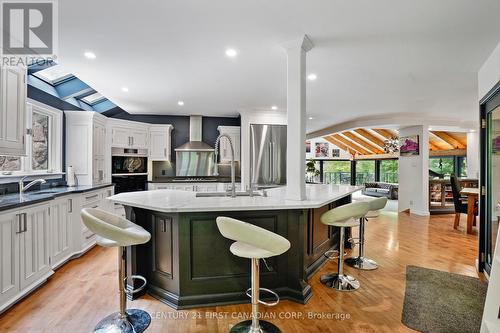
[431,131,466,149]
[354,129,386,148]
[372,128,396,139]
[428,140,441,151]
[332,134,372,155]
[342,131,384,154]
[429,149,466,157]
[323,136,357,156]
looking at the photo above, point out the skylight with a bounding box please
[81,92,106,105]
[33,65,74,85]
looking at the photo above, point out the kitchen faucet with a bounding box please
[19,176,46,193]
[214,134,236,198]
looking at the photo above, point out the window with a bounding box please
[323,161,351,184]
[380,159,398,183]
[429,157,455,179]
[356,160,375,185]
[0,101,62,176]
[81,92,105,105]
[459,157,467,177]
[32,111,49,170]
[32,65,73,85]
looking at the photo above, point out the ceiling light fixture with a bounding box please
[121,87,129,92]
[308,117,314,120]
[178,101,184,106]
[271,106,277,110]
[307,73,317,81]
[225,48,238,58]
[84,51,96,59]
[469,129,476,133]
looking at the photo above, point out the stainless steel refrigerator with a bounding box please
[250,124,287,187]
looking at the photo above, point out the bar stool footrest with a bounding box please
[324,249,340,260]
[124,275,147,295]
[245,287,280,306]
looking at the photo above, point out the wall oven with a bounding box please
[111,148,148,194]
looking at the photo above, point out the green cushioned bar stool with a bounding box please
[216,216,291,333]
[81,208,151,333]
[346,197,388,270]
[320,201,370,291]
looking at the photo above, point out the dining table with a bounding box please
[460,187,479,234]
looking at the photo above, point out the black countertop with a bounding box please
[0,183,114,212]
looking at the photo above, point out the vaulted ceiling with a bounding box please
[58,1,500,132]
[323,128,468,157]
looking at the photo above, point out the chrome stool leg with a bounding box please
[345,218,378,270]
[94,247,151,333]
[230,258,281,333]
[320,227,360,291]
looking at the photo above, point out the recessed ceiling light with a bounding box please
[177,100,184,106]
[271,106,277,110]
[121,87,129,92]
[469,129,476,133]
[84,51,96,59]
[225,48,238,58]
[307,73,317,81]
[308,117,314,120]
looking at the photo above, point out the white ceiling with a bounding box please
[58,0,500,132]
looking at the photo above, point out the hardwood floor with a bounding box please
[0,211,483,333]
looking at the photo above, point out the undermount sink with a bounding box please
[27,190,61,195]
[196,191,266,198]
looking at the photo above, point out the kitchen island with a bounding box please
[108,184,363,309]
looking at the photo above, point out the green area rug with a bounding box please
[402,265,487,333]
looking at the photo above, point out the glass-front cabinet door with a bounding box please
[480,85,500,274]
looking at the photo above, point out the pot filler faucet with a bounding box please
[213,134,236,198]
[19,176,46,193]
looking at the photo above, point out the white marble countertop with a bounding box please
[108,184,363,213]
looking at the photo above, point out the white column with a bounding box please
[398,125,430,216]
[282,35,313,201]
[466,131,480,179]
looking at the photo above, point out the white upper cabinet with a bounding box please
[149,125,173,161]
[0,66,27,156]
[109,119,149,149]
[217,126,240,162]
[65,111,109,186]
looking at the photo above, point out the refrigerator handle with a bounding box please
[269,143,273,181]
[271,141,274,182]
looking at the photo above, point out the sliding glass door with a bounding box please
[480,83,500,274]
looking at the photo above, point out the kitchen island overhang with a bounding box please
[109,185,363,310]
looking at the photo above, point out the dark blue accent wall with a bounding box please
[106,111,240,164]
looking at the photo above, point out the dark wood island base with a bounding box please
[124,195,352,310]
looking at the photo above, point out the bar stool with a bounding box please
[346,197,388,270]
[320,201,370,291]
[216,216,291,333]
[81,208,152,333]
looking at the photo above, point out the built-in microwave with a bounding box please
[111,147,148,175]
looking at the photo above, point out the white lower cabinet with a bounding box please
[49,197,74,268]
[0,185,114,313]
[0,204,53,313]
[19,204,51,290]
[0,211,20,308]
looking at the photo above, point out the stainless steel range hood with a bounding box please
[175,116,215,176]
[175,115,213,152]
